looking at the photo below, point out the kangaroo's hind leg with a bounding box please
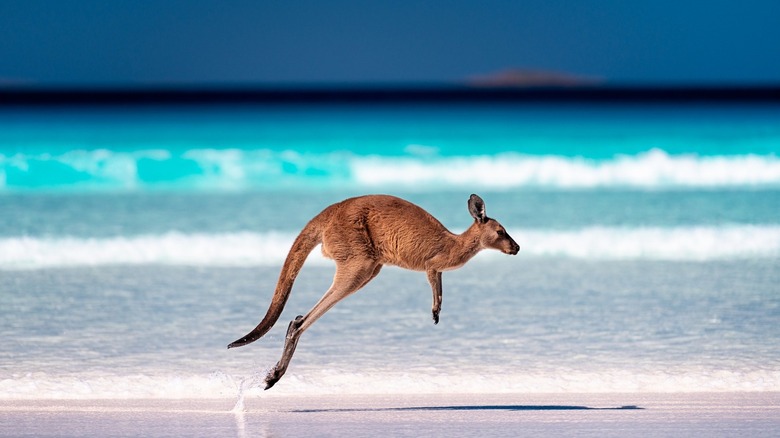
[264,259,381,390]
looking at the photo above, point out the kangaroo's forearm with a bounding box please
[427,269,443,324]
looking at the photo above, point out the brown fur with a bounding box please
[228,194,519,389]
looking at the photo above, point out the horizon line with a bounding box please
[2,83,780,105]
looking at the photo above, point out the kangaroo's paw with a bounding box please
[432,310,440,325]
[264,366,283,390]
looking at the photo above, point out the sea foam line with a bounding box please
[1,367,779,400]
[352,149,780,188]
[0,232,307,270]
[517,225,780,261]
[2,226,778,269]
[3,148,780,190]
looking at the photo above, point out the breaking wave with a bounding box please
[354,149,780,189]
[2,148,780,191]
[2,226,778,270]
[2,367,778,400]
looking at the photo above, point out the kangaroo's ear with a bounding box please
[468,194,487,223]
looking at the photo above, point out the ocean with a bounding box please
[1,101,779,401]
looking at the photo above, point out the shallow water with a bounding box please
[2,259,778,398]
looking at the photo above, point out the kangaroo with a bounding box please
[228,194,519,390]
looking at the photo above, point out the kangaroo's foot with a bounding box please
[264,364,284,390]
[432,309,440,325]
[264,315,304,390]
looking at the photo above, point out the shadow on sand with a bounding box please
[293,404,643,413]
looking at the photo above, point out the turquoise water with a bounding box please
[2,104,780,192]
[1,102,779,398]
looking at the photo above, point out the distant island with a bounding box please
[467,69,604,88]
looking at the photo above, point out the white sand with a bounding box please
[1,392,778,437]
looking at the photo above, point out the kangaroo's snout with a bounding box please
[503,239,520,255]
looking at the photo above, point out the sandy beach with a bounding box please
[2,392,778,437]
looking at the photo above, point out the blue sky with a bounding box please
[1,0,779,87]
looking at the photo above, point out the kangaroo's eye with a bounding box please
[496,230,506,237]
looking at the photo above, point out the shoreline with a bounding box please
[2,392,778,437]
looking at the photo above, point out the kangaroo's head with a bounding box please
[468,194,520,255]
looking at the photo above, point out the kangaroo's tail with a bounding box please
[227,214,326,349]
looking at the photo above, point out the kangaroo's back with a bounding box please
[320,195,455,271]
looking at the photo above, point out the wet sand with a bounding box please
[2,392,778,437]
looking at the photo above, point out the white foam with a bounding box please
[4,148,780,191]
[274,367,780,395]
[2,367,778,400]
[0,231,321,270]
[352,149,780,188]
[516,225,780,261]
[1,226,778,270]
